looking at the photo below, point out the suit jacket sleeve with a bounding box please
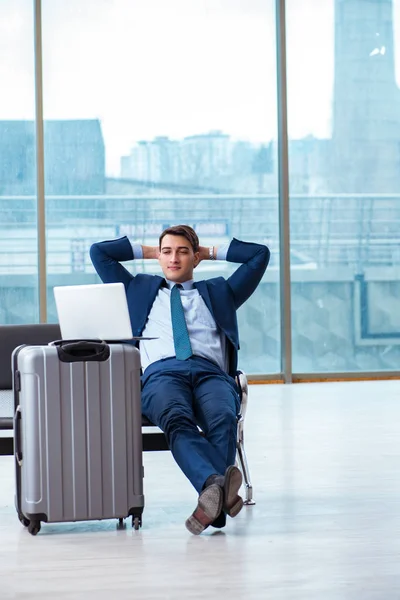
[225,238,270,309]
[90,236,135,291]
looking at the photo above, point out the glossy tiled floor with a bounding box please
[1,381,400,599]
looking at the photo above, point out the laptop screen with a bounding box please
[53,282,134,340]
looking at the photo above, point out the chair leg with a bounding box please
[236,440,256,506]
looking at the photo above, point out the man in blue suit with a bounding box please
[90,225,269,535]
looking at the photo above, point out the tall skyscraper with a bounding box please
[332,0,400,192]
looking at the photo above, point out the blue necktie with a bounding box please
[170,284,193,360]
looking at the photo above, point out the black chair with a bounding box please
[0,324,63,454]
[0,324,255,504]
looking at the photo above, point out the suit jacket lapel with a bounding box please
[142,276,165,334]
[130,275,164,336]
[195,280,238,350]
[194,280,213,316]
[148,276,165,312]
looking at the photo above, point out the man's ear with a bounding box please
[193,251,200,268]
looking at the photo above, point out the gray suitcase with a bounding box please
[12,339,144,535]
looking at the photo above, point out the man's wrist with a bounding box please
[142,245,159,259]
[198,246,218,260]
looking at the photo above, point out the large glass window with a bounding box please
[287,0,400,373]
[3,0,400,377]
[0,1,37,324]
[41,0,280,374]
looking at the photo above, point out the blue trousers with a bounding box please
[141,356,241,493]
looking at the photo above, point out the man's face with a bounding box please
[158,234,199,283]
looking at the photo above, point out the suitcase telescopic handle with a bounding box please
[14,405,23,467]
[50,340,111,363]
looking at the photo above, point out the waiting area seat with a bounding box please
[0,324,254,504]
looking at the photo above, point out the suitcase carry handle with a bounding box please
[50,340,110,363]
[14,405,23,466]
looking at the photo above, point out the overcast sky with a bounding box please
[1,0,399,175]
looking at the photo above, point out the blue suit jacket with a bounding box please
[90,237,270,378]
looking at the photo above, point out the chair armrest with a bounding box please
[235,371,248,446]
[236,370,248,420]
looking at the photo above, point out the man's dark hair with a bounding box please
[159,225,199,253]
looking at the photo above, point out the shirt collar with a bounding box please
[164,279,194,291]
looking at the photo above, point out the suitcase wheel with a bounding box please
[27,520,41,536]
[18,513,30,528]
[132,516,141,531]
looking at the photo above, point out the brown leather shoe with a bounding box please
[185,484,223,535]
[223,465,243,518]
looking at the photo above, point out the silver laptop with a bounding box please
[53,282,151,341]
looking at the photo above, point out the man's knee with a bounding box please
[161,409,199,443]
[207,407,237,434]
